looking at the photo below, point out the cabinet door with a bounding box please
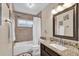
[41,44,49,56]
[41,49,49,56]
[40,44,60,56]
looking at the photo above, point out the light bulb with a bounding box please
[51,9,57,14]
[56,5,63,12]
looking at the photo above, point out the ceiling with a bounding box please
[13,3,49,15]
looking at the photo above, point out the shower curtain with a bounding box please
[32,17,41,56]
[33,17,41,46]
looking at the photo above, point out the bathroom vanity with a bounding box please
[40,40,79,56]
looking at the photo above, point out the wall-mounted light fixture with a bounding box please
[51,3,75,15]
[63,3,75,9]
[51,3,63,15]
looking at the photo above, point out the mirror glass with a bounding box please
[55,9,73,37]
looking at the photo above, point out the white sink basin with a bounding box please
[50,44,67,51]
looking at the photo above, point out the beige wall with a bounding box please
[14,11,33,20]
[41,4,58,39]
[14,12,33,42]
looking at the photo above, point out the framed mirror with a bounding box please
[53,4,78,41]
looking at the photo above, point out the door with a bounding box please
[0,3,12,56]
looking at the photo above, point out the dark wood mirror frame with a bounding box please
[53,4,78,41]
[0,3,2,26]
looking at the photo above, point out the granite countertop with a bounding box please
[40,39,79,56]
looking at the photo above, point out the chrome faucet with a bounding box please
[59,38,64,46]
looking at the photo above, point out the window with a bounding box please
[17,18,33,27]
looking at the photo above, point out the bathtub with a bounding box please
[14,41,33,55]
[14,41,40,56]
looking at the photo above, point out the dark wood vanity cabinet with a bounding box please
[40,43,60,56]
